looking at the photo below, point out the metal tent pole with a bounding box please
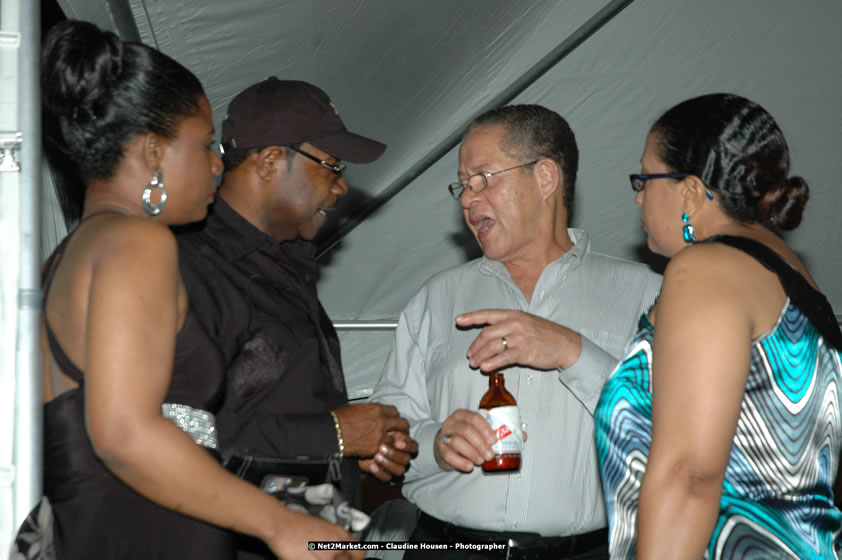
[13,0,42,529]
[332,320,398,331]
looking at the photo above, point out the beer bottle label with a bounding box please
[479,405,523,455]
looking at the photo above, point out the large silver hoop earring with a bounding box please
[142,170,168,216]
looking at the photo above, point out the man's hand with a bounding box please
[333,403,410,458]
[359,430,419,482]
[433,409,496,472]
[455,309,582,372]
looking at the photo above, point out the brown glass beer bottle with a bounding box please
[479,372,522,472]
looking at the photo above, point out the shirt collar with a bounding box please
[207,197,317,262]
[479,228,591,277]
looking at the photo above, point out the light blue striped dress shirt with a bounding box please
[371,229,662,537]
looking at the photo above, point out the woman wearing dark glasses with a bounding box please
[596,93,842,559]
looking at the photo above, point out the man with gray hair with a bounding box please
[371,104,662,559]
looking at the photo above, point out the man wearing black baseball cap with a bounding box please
[221,77,386,163]
[176,78,417,559]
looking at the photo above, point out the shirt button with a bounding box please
[516,473,522,480]
[527,374,534,384]
[571,379,580,388]
[511,523,518,530]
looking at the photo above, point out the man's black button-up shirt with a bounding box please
[176,198,359,502]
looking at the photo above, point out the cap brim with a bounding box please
[311,130,386,164]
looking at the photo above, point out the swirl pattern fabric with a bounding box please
[595,303,842,559]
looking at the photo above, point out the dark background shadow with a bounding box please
[315,184,383,272]
[43,0,66,35]
[449,227,483,262]
[633,244,668,275]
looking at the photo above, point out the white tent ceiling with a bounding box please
[53,0,842,398]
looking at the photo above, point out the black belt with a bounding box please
[417,511,608,559]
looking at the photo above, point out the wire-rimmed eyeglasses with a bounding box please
[448,160,539,200]
[287,145,347,176]
[629,172,714,200]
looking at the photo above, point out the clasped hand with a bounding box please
[333,403,418,482]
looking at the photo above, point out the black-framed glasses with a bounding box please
[629,172,714,200]
[629,173,689,192]
[448,160,539,200]
[286,145,347,176]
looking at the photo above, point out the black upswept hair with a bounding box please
[651,93,808,232]
[41,20,206,225]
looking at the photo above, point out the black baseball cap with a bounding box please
[220,77,386,163]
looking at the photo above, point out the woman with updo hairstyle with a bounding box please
[595,93,842,559]
[16,20,361,560]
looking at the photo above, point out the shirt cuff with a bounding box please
[405,420,444,482]
[556,336,619,414]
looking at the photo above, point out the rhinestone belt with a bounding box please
[161,403,218,450]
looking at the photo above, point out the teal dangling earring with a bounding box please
[681,212,696,242]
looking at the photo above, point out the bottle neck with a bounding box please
[480,371,515,408]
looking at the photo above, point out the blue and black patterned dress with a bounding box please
[595,236,842,559]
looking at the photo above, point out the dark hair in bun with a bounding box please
[41,20,206,223]
[650,93,808,232]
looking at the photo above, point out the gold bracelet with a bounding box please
[329,410,344,459]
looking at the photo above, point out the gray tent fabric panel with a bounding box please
[49,0,842,400]
[321,1,842,396]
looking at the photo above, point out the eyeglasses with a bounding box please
[629,173,689,192]
[629,172,714,200]
[448,160,539,200]
[286,145,346,176]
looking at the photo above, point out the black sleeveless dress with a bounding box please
[38,222,236,559]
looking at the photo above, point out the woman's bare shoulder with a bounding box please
[81,215,178,263]
[662,238,789,337]
[658,242,759,322]
[664,239,778,283]
[662,242,744,285]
